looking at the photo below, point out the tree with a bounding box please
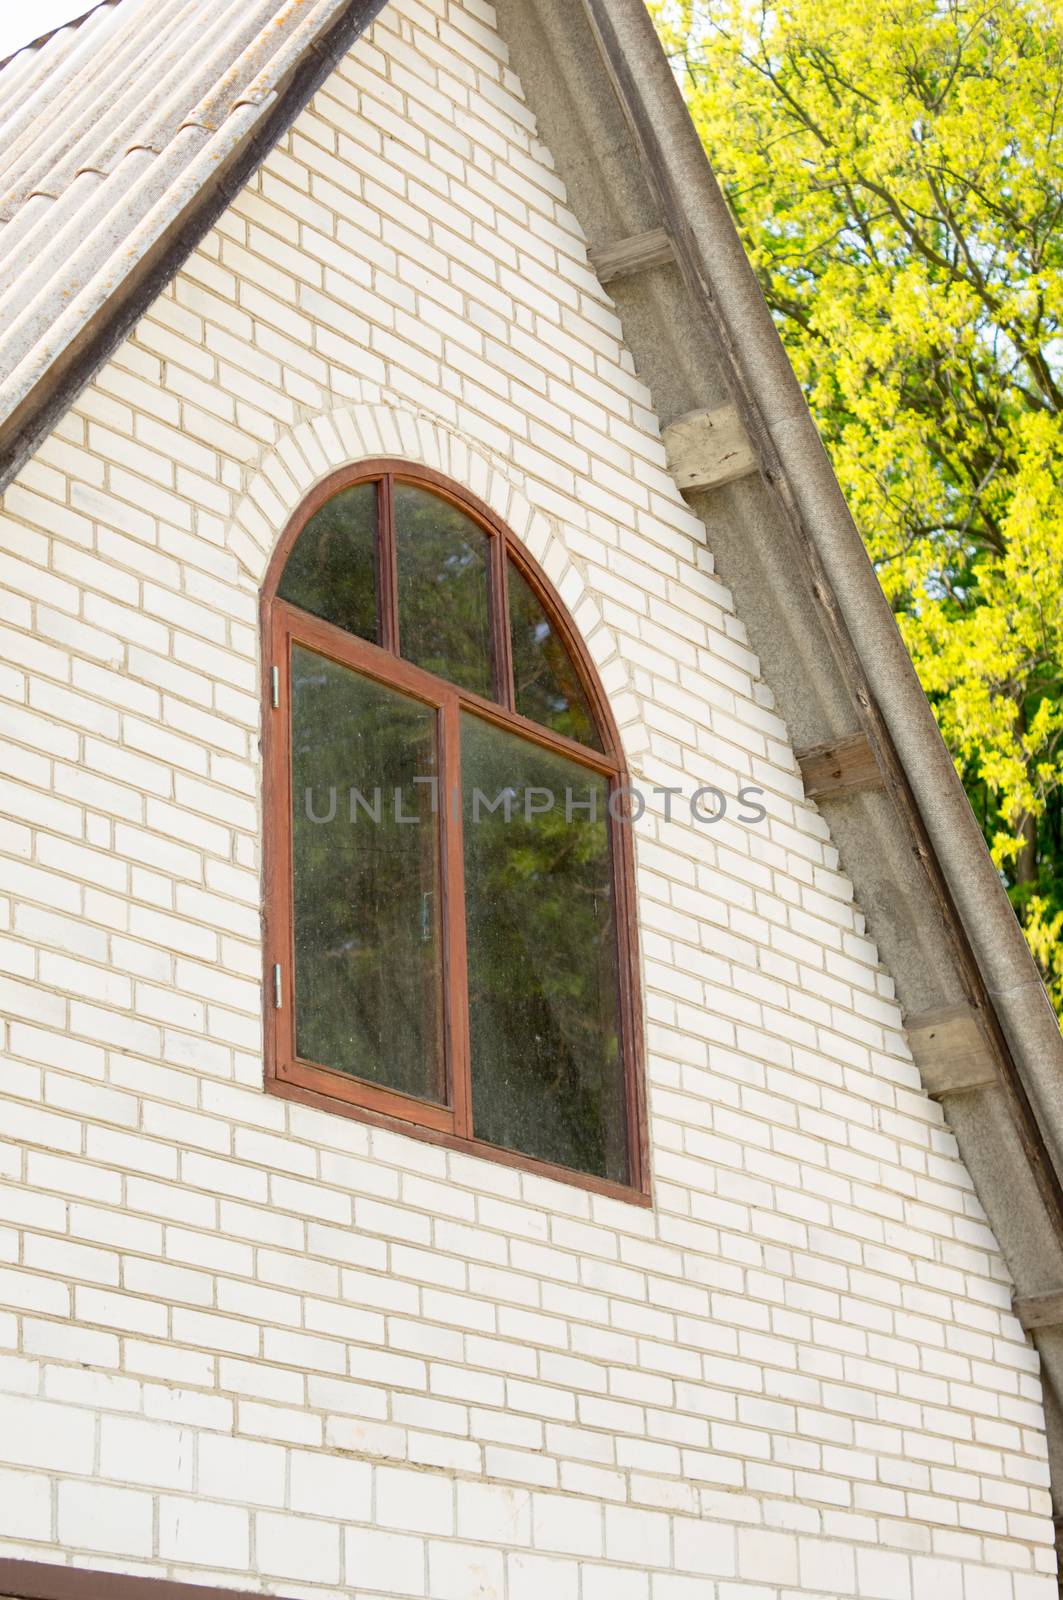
[649,0,1063,1015]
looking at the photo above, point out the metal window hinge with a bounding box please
[273,963,283,1009]
[271,665,280,708]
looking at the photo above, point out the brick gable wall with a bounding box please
[0,0,1054,1594]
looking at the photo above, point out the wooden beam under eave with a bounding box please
[1014,1290,1063,1331]
[662,404,757,493]
[904,1002,998,1097]
[590,227,675,283]
[796,731,881,800]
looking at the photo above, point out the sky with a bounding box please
[0,0,97,61]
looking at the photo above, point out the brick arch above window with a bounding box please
[260,456,650,1203]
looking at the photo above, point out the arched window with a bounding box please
[262,463,646,1200]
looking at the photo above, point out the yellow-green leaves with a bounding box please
[652,0,1063,1016]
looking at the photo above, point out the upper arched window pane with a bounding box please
[394,483,494,697]
[508,555,602,751]
[277,482,378,644]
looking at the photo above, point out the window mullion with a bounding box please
[491,531,515,712]
[440,690,473,1139]
[378,473,400,654]
[607,773,645,1193]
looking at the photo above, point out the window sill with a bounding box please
[266,1071,653,1209]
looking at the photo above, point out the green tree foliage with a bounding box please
[649,0,1063,1014]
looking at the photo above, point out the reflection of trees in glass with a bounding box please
[509,559,602,751]
[461,713,627,1181]
[279,483,378,643]
[395,484,494,697]
[291,645,444,1102]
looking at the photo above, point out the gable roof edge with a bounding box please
[577,0,1063,1239]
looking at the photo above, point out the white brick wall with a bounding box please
[0,0,1055,1595]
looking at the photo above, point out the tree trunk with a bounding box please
[1017,809,1039,900]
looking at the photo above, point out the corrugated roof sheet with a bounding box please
[0,0,361,434]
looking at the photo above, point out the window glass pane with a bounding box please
[395,483,494,697]
[290,644,444,1103]
[279,483,378,643]
[461,713,628,1181]
[508,558,602,751]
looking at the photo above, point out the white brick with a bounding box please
[57,1479,154,1555]
[737,1526,799,1585]
[197,1434,287,1506]
[159,1495,251,1568]
[346,1525,426,1596]
[99,1415,194,1489]
[256,1508,342,1583]
[508,1551,580,1600]
[77,1286,168,1337]
[533,1492,602,1557]
[582,1565,649,1600]
[377,1465,454,1535]
[605,1504,670,1565]
[0,1464,53,1540]
[287,1448,372,1519]
[455,1479,532,1546]
[672,1517,736,1577]
[429,1539,506,1600]
[856,1546,912,1598]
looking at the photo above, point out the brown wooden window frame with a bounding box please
[262,460,649,1205]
